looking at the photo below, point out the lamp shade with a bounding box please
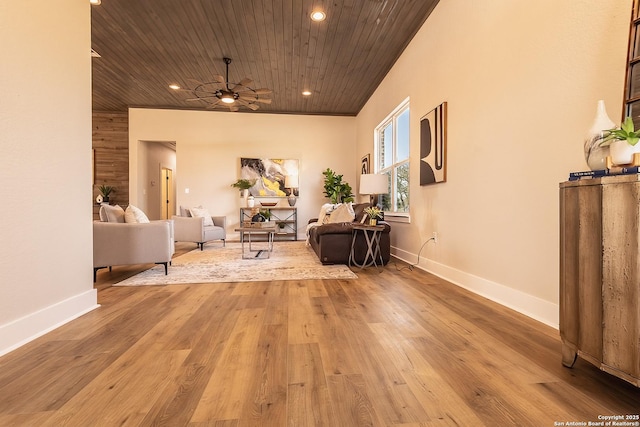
[360,174,388,195]
[284,174,299,188]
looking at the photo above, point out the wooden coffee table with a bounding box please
[235,226,276,259]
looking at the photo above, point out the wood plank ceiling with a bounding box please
[91,0,440,116]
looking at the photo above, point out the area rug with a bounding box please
[114,241,357,286]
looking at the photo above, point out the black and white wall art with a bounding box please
[420,102,447,185]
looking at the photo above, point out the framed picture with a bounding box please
[241,158,300,197]
[361,153,370,175]
[420,102,447,185]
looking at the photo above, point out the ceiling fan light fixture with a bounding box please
[220,92,235,104]
[311,10,326,21]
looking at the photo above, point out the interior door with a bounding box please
[161,167,174,219]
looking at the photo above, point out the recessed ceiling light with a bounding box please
[89,0,101,5]
[302,90,312,96]
[310,10,326,21]
[169,84,181,90]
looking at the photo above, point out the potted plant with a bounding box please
[600,117,640,165]
[322,168,354,204]
[259,209,272,221]
[364,206,383,225]
[231,178,256,205]
[97,185,115,203]
[231,178,256,194]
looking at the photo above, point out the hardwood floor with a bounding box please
[1,244,638,426]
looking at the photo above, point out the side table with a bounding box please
[349,224,385,270]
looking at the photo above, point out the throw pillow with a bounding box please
[316,203,333,225]
[179,205,192,217]
[328,203,355,223]
[100,204,125,223]
[190,206,214,226]
[124,205,150,223]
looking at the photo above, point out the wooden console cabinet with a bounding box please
[559,174,640,387]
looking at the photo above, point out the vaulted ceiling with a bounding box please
[91,0,440,116]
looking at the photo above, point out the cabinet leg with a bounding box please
[561,342,578,368]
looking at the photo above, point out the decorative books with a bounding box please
[568,166,640,181]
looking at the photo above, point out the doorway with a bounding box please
[161,167,174,220]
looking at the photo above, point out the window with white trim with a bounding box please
[375,99,410,214]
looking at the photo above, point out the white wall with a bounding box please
[356,0,631,327]
[129,109,357,238]
[0,1,98,355]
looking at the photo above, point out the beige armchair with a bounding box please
[172,214,226,250]
[93,220,175,282]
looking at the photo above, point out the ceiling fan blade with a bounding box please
[185,95,218,101]
[238,92,257,100]
[238,77,253,87]
[234,98,260,111]
[232,85,251,93]
[229,105,239,112]
[253,88,272,95]
[253,98,272,104]
[238,92,271,101]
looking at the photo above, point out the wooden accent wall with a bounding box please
[92,111,129,219]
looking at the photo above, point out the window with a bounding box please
[624,0,640,126]
[375,99,410,214]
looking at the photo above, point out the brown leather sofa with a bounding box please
[307,203,391,265]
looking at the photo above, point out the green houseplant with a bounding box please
[322,168,354,204]
[600,117,640,146]
[600,117,640,165]
[98,185,115,202]
[364,206,382,225]
[231,178,256,192]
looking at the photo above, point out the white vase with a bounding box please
[609,140,639,166]
[584,100,615,171]
[247,196,255,208]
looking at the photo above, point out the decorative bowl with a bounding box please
[260,202,278,207]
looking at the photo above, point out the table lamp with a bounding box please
[360,173,388,207]
[285,174,299,206]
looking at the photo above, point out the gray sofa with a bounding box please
[172,206,226,250]
[93,220,175,282]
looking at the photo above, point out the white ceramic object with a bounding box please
[584,100,615,171]
[247,196,255,208]
[609,139,640,166]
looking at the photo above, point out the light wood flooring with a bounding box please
[0,243,638,426]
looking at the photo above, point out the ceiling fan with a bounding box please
[181,57,272,112]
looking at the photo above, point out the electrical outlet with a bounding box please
[432,231,438,243]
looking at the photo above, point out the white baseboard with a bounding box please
[0,289,99,357]
[392,247,559,329]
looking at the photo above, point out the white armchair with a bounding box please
[93,220,175,282]
[172,215,226,250]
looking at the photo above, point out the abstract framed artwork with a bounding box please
[241,158,300,197]
[361,153,370,175]
[420,102,447,185]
